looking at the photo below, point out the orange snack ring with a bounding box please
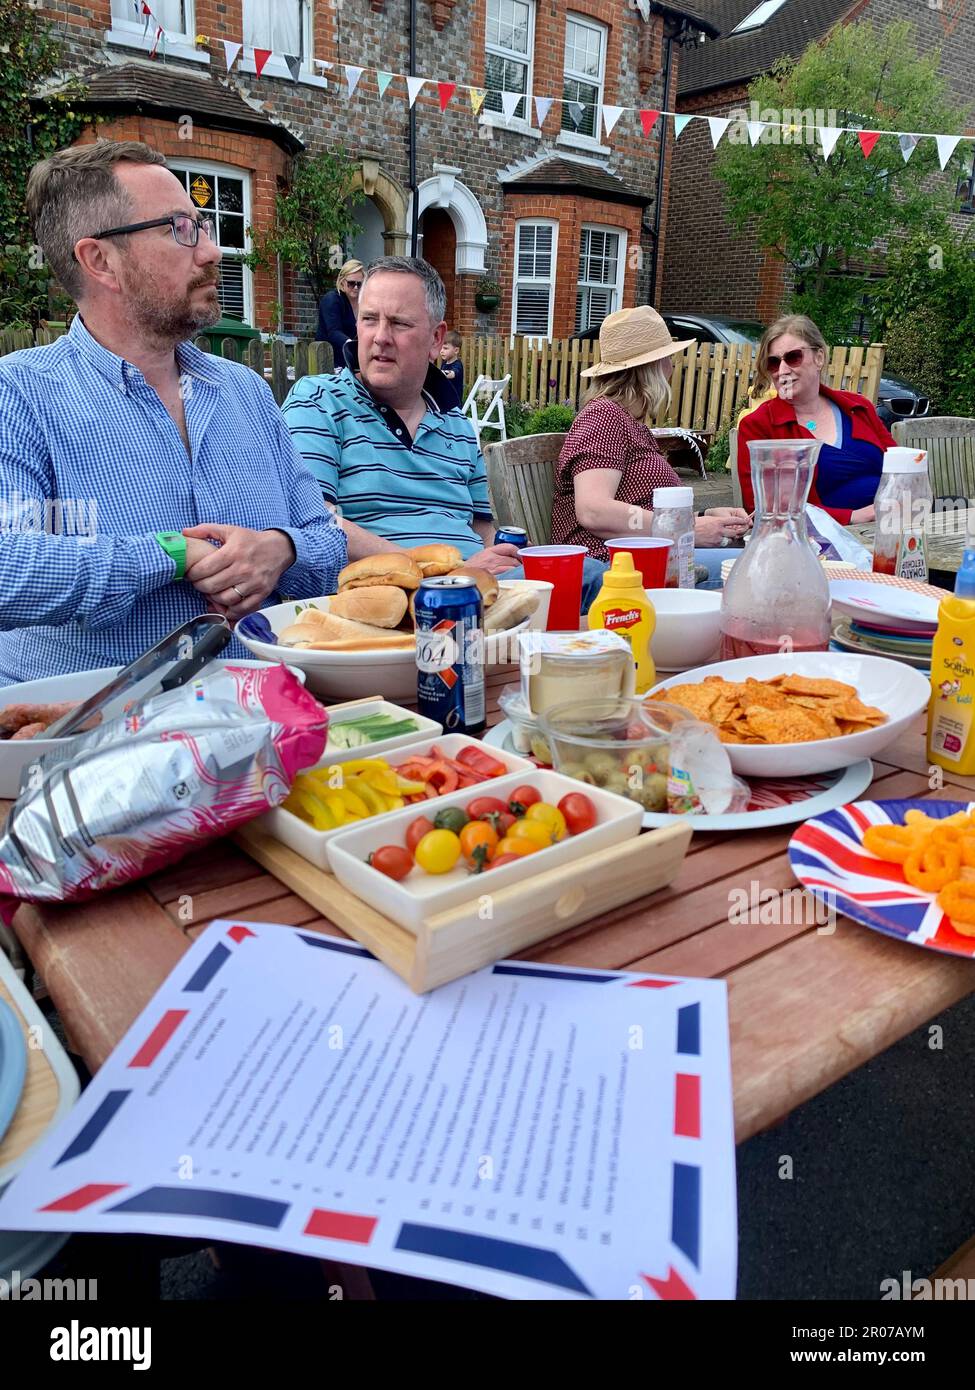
[958,832,975,867]
[936,881,975,936]
[903,841,962,893]
[862,824,924,864]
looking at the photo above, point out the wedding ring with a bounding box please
[232,584,246,599]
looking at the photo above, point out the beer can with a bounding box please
[494,525,529,549]
[415,575,486,735]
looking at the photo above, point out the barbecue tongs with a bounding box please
[40,615,233,740]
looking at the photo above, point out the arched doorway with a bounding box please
[348,196,386,267]
[418,208,457,325]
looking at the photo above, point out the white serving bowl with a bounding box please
[0,660,305,800]
[646,589,723,671]
[649,651,930,777]
[235,584,538,701]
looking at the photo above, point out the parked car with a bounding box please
[573,312,930,426]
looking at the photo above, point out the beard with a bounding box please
[120,259,223,344]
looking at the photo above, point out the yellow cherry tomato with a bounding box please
[508,818,555,848]
[414,829,462,875]
[525,802,566,841]
[494,835,541,858]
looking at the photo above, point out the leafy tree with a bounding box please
[245,148,363,303]
[0,0,92,328]
[714,20,967,341]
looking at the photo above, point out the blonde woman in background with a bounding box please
[316,258,364,370]
[551,305,751,584]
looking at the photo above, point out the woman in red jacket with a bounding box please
[737,315,895,525]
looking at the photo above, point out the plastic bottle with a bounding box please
[872,448,932,580]
[651,486,695,588]
[927,548,975,774]
[587,552,656,693]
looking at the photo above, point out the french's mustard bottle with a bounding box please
[587,552,656,693]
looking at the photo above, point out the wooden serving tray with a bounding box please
[235,821,692,993]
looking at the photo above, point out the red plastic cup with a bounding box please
[606,537,672,589]
[521,546,587,630]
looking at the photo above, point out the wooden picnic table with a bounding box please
[6,710,975,1147]
[849,504,975,574]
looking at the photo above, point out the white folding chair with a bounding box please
[463,373,511,444]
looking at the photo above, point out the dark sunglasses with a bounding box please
[345,279,363,289]
[767,347,808,373]
[92,213,215,248]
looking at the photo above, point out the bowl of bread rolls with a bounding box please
[235,544,546,700]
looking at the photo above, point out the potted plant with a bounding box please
[474,277,502,313]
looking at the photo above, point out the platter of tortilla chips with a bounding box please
[649,653,930,777]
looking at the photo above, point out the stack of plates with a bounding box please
[829,580,938,670]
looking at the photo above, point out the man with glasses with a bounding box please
[0,139,347,680]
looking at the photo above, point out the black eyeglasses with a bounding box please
[92,213,216,248]
[345,279,363,289]
[767,348,808,373]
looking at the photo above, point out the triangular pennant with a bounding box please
[284,54,301,82]
[602,104,624,138]
[501,91,523,119]
[747,121,766,147]
[639,109,661,138]
[253,48,272,78]
[149,24,163,59]
[376,71,395,99]
[707,116,730,148]
[567,101,585,129]
[899,133,919,163]
[673,114,693,139]
[534,95,554,128]
[469,87,487,116]
[406,75,426,107]
[314,60,332,72]
[936,134,962,171]
[818,126,842,161]
[344,65,365,98]
[858,130,881,159]
[438,81,456,113]
[222,40,242,71]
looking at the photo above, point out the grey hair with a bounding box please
[362,256,447,325]
[26,139,167,301]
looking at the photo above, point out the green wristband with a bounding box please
[155,531,187,581]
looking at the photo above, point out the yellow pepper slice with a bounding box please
[295,790,337,831]
[336,785,371,818]
[324,792,349,826]
[330,758,389,777]
[393,777,427,795]
[349,779,388,816]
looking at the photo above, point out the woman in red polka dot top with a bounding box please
[552,307,751,582]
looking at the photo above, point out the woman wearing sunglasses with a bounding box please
[737,314,895,524]
[316,258,364,370]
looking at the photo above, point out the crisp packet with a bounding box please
[667,721,749,817]
[0,665,327,924]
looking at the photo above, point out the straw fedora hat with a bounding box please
[580,305,695,378]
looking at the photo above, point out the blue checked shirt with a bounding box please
[0,316,346,682]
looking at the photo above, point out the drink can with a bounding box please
[494,525,529,549]
[415,575,486,735]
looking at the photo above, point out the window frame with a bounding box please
[731,0,788,35]
[560,13,607,146]
[107,0,207,64]
[168,159,254,325]
[960,149,975,214]
[511,218,559,341]
[484,0,536,126]
[574,223,627,335]
[239,0,327,86]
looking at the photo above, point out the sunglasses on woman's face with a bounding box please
[767,348,808,373]
[345,279,363,289]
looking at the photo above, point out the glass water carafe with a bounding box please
[720,440,831,659]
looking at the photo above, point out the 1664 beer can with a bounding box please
[415,575,486,735]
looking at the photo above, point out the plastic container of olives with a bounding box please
[498,685,554,764]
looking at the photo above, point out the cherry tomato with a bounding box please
[406,816,435,855]
[558,792,597,836]
[526,802,566,841]
[508,818,554,848]
[460,820,498,870]
[489,853,522,869]
[414,829,462,875]
[494,835,541,858]
[434,806,469,835]
[508,785,542,816]
[494,811,517,837]
[467,796,509,821]
[368,846,413,881]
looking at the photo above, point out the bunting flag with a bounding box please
[899,133,919,163]
[746,121,766,147]
[438,81,456,113]
[707,116,730,148]
[406,75,426,107]
[673,114,693,139]
[501,91,523,120]
[818,126,842,161]
[314,59,332,72]
[602,104,624,138]
[469,87,487,116]
[639,109,660,138]
[534,95,554,127]
[344,65,365,98]
[566,101,585,129]
[936,134,962,170]
[284,55,301,82]
[149,24,163,59]
[858,130,881,159]
[222,40,242,71]
[376,71,395,98]
[253,48,272,78]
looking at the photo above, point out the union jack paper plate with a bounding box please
[790,798,975,959]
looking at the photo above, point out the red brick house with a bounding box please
[664,0,975,325]
[35,1,716,338]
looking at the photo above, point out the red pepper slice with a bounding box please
[424,761,459,794]
[456,746,507,778]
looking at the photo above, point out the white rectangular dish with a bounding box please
[320,697,441,763]
[259,732,532,871]
[327,768,643,931]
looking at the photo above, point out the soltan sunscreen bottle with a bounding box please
[587,551,656,693]
[928,549,975,774]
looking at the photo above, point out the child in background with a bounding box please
[439,331,465,407]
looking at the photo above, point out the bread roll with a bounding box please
[338,554,423,591]
[408,543,463,577]
[295,634,415,652]
[278,610,415,649]
[327,586,408,629]
[450,565,500,608]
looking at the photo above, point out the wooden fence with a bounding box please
[1,324,885,434]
